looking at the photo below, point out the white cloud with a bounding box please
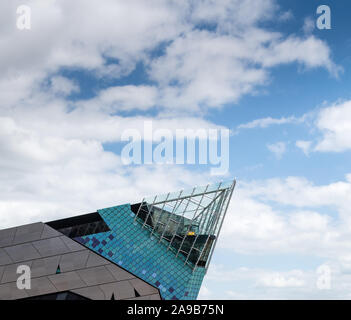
[79,85,158,112]
[258,35,341,77]
[218,174,351,259]
[190,0,276,30]
[0,96,223,229]
[150,30,339,111]
[150,29,268,111]
[237,116,302,130]
[290,211,330,231]
[296,140,312,155]
[258,271,305,288]
[3,101,225,144]
[0,0,189,109]
[236,100,351,155]
[303,17,315,34]
[279,10,293,22]
[198,285,212,300]
[267,142,287,159]
[202,264,351,299]
[0,0,339,116]
[205,172,351,299]
[315,100,351,152]
[49,76,79,96]
[0,0,347,300]
[241,175,351,210]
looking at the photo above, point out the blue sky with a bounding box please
[1,0,351,299]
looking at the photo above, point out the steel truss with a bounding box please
[133,180,236,272]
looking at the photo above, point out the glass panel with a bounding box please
[134,180,235,269]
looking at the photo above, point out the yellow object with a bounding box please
[187,231,195,236]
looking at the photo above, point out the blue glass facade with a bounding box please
[75,204,206,300]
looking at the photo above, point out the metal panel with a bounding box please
[76,265,115,286]
[31,255,61,278]
[12,223,44,245]
[100,280,135,300]
[86,251,110,268]
[105,264,135,281]
[60,250,90,272]
[25,276,57,297]
[40,224,62,239]
[0,227,16,248]
[0,266,4,282]
[72,286,105,300]
[32,237,70,257]
[0,248,13,266]
[1,261,33,284]
[48,271,86,291]
[0,282,29,300]
[4,243,41,263]
[129,278,159,296]
[0,231,161,300]
[149,293,161,300]
[60,235,84,252]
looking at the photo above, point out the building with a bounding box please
[0,180,235,300]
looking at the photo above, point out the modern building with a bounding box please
[0,180,235,300]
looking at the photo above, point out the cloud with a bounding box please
[0,0,346,300]
[150,29,269,111]
[202,264,351,299]
[279,10,293,22]
[303,17,315,34]
[2,99,225,144]
[0,142,214,228]
[237,116,303,130]
[289,211,330,231]
[258,271,305,288]
[314,100,351,152]
[267,142,287,159]
[79,85,159,112]
[296,140,312,155]
[0,95,228,228]
[150,30,339,111]
[0,92,224,229]
[235,100,351,155]
[1,0,188,75]
[200,173,351,298]
[190,0,276,30]
[258,35,341,77]
[0,0,340,116]
[218,174,351,258]
[198,285,212,300]
[49,76,80,96]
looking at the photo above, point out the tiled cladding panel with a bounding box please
[0,222,160,300]
[75,204,206,300]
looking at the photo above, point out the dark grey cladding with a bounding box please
[0,222,160,300]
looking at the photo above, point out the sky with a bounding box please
[1,0,351,299]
